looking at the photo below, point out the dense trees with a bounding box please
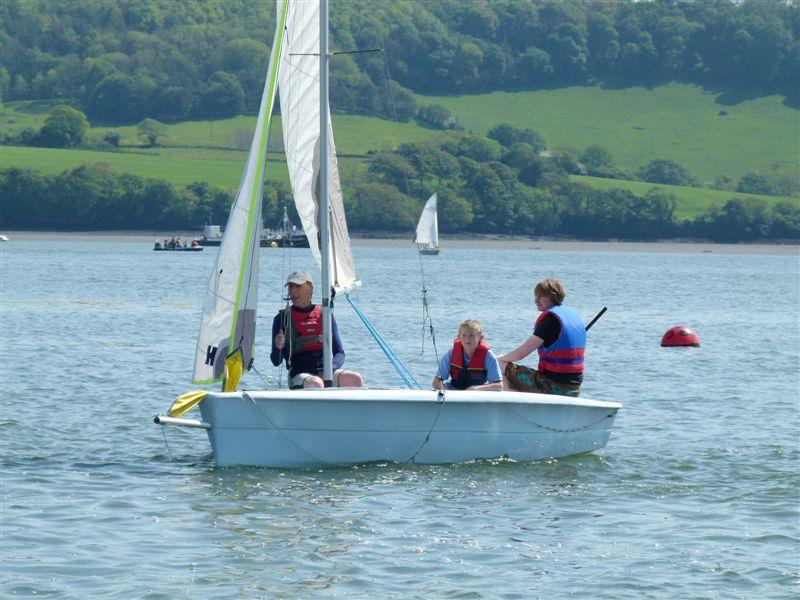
[38,105,89,147]
[0,165,294,231]
[2,149,797,241]
[1,1,796,242]
[636,158,698,186]
[2,0,797,123]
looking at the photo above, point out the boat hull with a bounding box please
[196,237,309,248]
[261,235,310,248]
[153,246,203,251]
[197,388,621,467]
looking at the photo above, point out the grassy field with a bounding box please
[422,83,799,183]
[2,83,798,217]
[572,175,795,220]
[2,101,447,154]
[0,145,368,189]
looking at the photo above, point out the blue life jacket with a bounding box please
[536,305,586,374]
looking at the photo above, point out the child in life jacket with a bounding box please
[432,319,503,391]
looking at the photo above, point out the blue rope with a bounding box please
[346,295,422,390]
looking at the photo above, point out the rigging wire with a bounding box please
[346,294,421,390]
[275,209,295,390]
[380,42,440,365]
[251,363,279,388]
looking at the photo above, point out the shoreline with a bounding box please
[3,230,798,255]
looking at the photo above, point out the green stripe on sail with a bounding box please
[227,0,290,360]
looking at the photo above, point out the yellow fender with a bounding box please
[168,390,208,417]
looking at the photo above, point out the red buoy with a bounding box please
[661,326,700,347]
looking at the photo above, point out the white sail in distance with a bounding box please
[278,0,358,291]
[192,0,289,385]
[415,193,439,248]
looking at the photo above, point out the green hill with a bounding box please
[571,175,795,220]
[423,83,799,183]
[2,101,449,154]
[2,82,798,219]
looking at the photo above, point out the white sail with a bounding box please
[192,0,289,385]
[415,193,438,248]
[278,0,358,291]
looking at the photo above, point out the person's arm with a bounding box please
[468,351,503,391]
[497,333,544,365]
[330,314,345,371]
[270,312,284,366]
[468,381,504,391]
[431,351,451,389]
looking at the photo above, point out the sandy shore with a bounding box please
[4,230,798,255]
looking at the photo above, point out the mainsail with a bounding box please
[192,0,289,385]
[415,193,439,248]
[278,0,358,291]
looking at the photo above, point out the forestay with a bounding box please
[415,193,438,248]
[192,0,289,385]
[278,0,358,291]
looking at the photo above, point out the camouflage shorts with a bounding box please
[504,363,581,397]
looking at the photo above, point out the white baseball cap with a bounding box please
[285,271,313,286]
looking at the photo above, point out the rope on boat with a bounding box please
[161,425,175,462]
[404,389,446,464]
[244,390,445,468]
[244,391,349,468]
[250,364,279,388]
[346,294,421,390]
[277,214,293,391]
[506,407,617,433]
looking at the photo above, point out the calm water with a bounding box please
[1,236,798,598]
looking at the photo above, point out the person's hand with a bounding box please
[275,330,285,350]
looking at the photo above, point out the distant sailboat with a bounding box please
[415,193,440,255]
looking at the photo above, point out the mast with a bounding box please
[319,0,333,386]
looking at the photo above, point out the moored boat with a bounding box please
[261,207,310,247]
[195,224,223,247]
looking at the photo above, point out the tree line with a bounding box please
[2,124,797,242]
[2,0,797,125]
[349,126,799,241]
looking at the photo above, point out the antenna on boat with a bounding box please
[380,40,440,362]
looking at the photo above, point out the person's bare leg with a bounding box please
[303,375,324,388]
[499,360,512,390]
[337,371,363,387]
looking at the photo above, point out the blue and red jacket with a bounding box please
[449,339,490,390]
[536,305,586,375]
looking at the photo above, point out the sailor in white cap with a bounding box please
[270,271,363,388]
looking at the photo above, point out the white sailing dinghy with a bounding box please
[415,193,440,255]
[155,0,621,468]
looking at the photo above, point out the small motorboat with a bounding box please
[154,239,203,251]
